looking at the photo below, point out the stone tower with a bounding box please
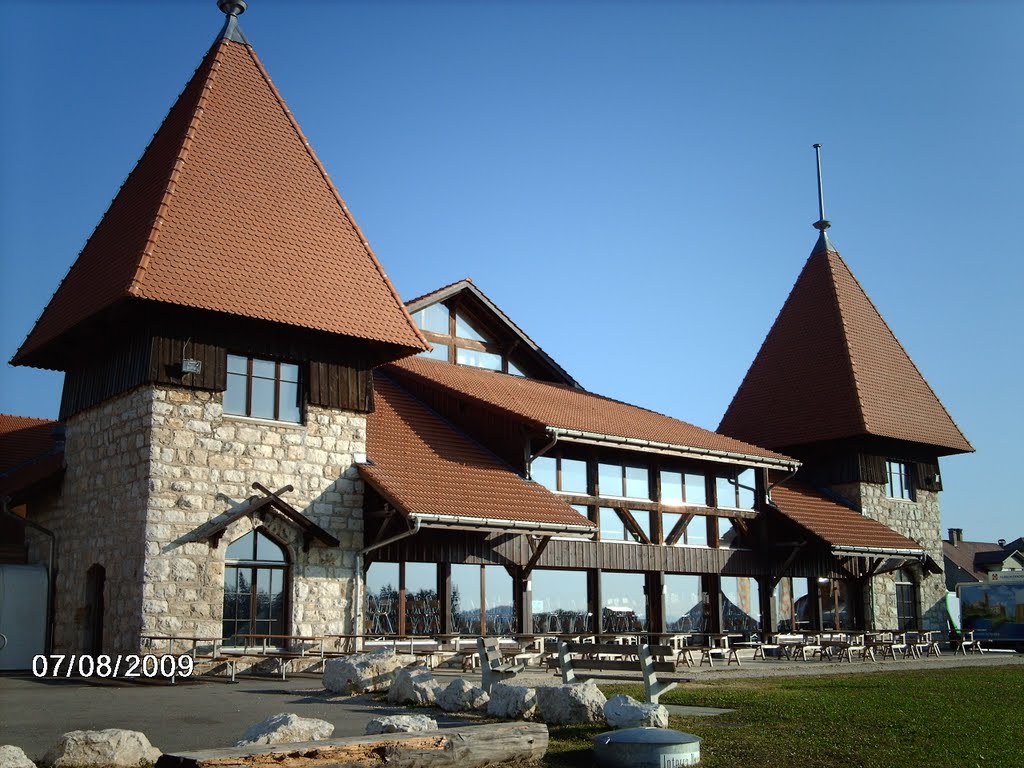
[10,4,427,654]
[719,221,973,630]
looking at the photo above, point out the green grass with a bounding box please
[542,667,1024,768]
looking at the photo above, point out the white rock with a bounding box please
[44,730,161,768]
[436,679,490,712]
[604,694,669,729]
[386,667,441,705]
[364,715,438,735]
[536,680,607,724]
[235,713,334,746]
[323,649,414,694]
[486,682,537,720]
[0,746,35,768]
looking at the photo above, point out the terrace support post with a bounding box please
[706,574,722,633]
[439,563,453,635]
[515,570,532,637]
[646,571,665,635]
[758,575,775,636]
[591,569,603,634]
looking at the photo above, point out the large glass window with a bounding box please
[484,565,514,634]
[886,461,914,501]
[532,569,589,633]
[662,513,708,546]
[601,572,646,633]
[665,574,702,632]
[721,576,760,633]
[715,467,756,509]
[404,563,438,635]
[599,461,650,499]
[365,563,399,634]
[223,530,288,644]
[225,355,301,423]
[599,507,646,543]
[531,454,588,494]
[660,469,707,507]
[456,347,502,371]
[718,517,741,548]
[421,343,449,361]
[412,304,449,334]
[772,577,812,632]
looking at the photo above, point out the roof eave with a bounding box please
[546,427,799,471]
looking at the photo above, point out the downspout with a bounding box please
[526,429,558,480]
[766,465,800,503]
[2,497,56,655]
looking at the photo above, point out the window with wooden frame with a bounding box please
[661,512,709,547]
[599,506,651,544]
[659,468,708,507]
[885,460,915,501]
[714,467,756,509]
[412,302,530,376]
[225,355,302,423]
[531,454,588,494]
[598,460,651,500]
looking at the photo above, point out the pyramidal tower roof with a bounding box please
[719,149,972,457]
[13,2,427,370]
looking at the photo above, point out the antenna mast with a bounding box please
[813,143,830,231]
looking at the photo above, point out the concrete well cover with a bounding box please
[592,727,701,768]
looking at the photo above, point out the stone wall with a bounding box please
[143,386,365,648]
[832,481,947,631]
[30,383,365,655]
[30,388,152,655]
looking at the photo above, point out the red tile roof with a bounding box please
[13,37,426,370]
[387,356,796,466]
[771,481,923,552]
[0,415,57,474]
[719,244,972,455]
[0,414,64,498]
[360,376,594,531]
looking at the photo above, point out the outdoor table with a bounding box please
[228,633,325,657]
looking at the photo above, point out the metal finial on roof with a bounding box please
[218,0,247,16]
[812,143,831,232]
[217,0,250,45]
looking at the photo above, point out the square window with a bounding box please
[224,355,302,423]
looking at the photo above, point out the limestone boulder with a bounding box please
[535,680,607,724]
[235,713,334,746]
[365,715,438,735]
[486,682,537,720]
[604,694,669,729]
[44,729,161,768]
[436,679,490,712]
[0,746,36,768]
[323,648,414,694]
[386,666,442,706]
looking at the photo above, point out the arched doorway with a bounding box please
[222,529,289,644]
[85,564,105,655]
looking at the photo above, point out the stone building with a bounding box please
[1,3,972,658]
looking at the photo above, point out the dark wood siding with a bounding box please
[309,361,374,412]
[59,333,152,419]
[149,336,226,391]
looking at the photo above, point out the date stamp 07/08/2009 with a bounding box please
[32,654,195,679]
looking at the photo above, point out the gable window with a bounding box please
[411,301,533,377]
[225,355,301,423]
[886,460,914,501]
[715,467,756,509]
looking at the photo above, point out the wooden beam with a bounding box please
[770,542,806,589]
[558,493,757,519]
[665,512,693,546]
[615,507,651,545]
[522,536,552,578]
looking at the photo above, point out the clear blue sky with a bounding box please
[1,1,1020,543]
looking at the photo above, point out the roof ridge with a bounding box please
[824,250,870,436]
[242,45,426,351]
[129,40,227,297]
[828,250,972,449]
[0,414,56,424]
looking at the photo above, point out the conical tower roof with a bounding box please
[13,7,427,370]
[719,235,972,456]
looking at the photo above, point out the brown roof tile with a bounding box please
[719,244,972,455]
[0,414,58,474]
[360,376,594,530]
[387,356,795,466]
[13,36,426,369]
[771,481,923,552]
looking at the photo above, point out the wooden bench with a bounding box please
[477,637,526,693]
[558,642,677,704]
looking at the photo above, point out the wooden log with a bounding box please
[155,722,548,768]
